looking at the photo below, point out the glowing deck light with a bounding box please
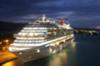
[36,49,40,53]
[19,52,23,55]
[29,33,33,36]
[9,47,30,52]
[50,44,56,46]
[18,33,22,35]
[49,48,53,53]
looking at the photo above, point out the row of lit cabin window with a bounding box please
[14,39,46,43]
[21,29,47,33]
[23,27,57,30]
[13,41,44,44]
[16,37,46,40]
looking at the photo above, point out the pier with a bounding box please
[74,28,100,35]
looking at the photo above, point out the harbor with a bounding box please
[0,0,100,65]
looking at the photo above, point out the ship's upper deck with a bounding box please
[9,15,73,52]
[25,15,72,29]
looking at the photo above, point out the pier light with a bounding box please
[0,41,2,44]
[4,39,9,43]
[9,47,12,50]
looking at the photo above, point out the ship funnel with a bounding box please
[42,14,46,21]
[59,19,64,25]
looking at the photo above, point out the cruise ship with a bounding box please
[9,15,74,62]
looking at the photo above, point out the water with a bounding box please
[1,34,100,66]
[24,48,76,66]
[76,34,100,66]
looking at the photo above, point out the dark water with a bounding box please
[76,34,100,66]
[1,34,100,66]
[24,47,76,66]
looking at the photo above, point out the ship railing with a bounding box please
[39,36,67,46]
[40,34,74,46]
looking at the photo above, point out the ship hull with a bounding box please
[13,37,74,62]
[9,15,75,63]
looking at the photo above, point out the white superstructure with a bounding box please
[9,15,74,62]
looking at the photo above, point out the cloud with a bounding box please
[0,0,100,28]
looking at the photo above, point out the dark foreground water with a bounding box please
[76,34,100,66]
[1,34,100,66]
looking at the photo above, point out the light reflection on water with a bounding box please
[48,40,76,66]
[48,49,68,66]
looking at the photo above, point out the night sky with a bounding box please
[0,0,100,28]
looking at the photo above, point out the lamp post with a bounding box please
[0,39,10,51]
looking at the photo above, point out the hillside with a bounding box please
[0,21,26,32]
